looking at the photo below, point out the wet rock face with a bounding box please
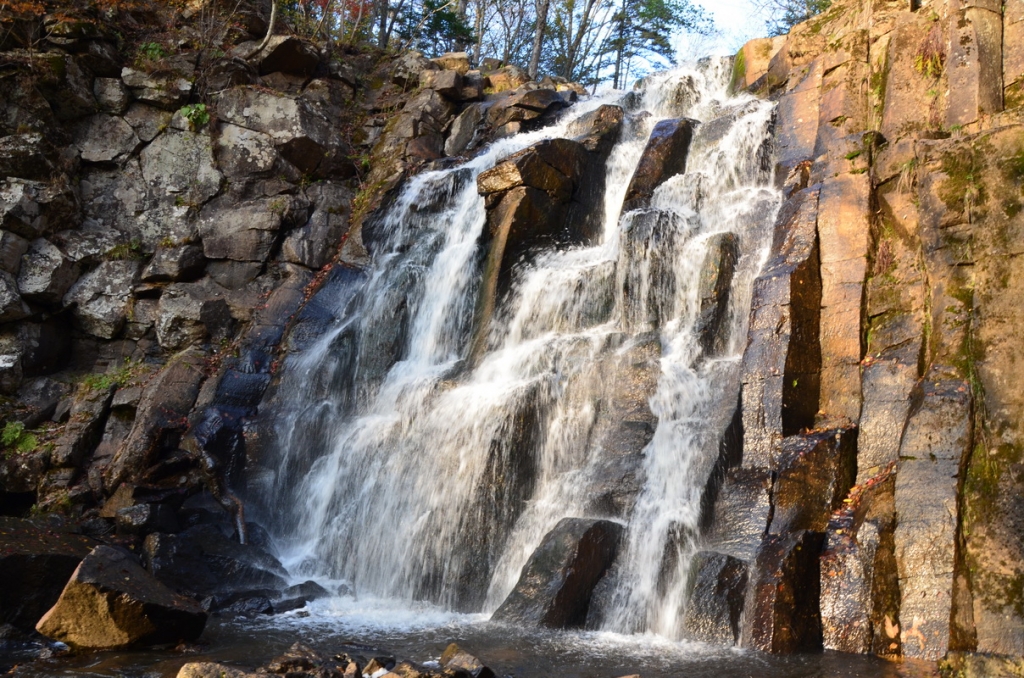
[493,518,623,628]
[36,545,207,649]
[695,232,739,356]
[682,552,749,644]
[621,118,696,212]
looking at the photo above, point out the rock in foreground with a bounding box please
[36,545,207,649]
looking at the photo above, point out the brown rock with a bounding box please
[36,545,207,649]
[621,118,696,212]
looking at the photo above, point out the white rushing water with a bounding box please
[260,58,781,638]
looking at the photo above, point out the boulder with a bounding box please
[431,52,471,74]
[25,52,97,121]
[140,129,222,205]
[124,103,174,143]
[567,104,625,154]
[621,118,696,212]
[487,89,567,130]
[0,179,77,240]
[62,260,140,339]
[141,244,206,283]
[421,69,463,99]
[116,503,180,535]
[390,50,438,87]
[0,517,96,632]
[198,197,304,262]
[104,347,206,492]
[705,467,774,562]
[695,232,739,355]
[204,57,260,93]
[0,134,53,181]
[0,271,28,321]
[440,644,494,678]
[281,207,347,270]
[74,114,140,163]
[486,65,529,92]
[445,104,484,156]
[155,283,234,350]
[741,530,825,653]
[619,209,687,330]
[493,517,623,628]
[16,238,78,304]
[214,88,332,174]
[121,60,195,110]
[53,228,127,266]
[681,551,748,644]
[177,664,259,678]
[93,78,130,115]
[142,524,288,603]
[214,123,279,179]
[36,545,207,649]
[252,35,320,77]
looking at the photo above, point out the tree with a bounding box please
[527,0,548,78]
[758,0,830,36]
[607,0,711,89]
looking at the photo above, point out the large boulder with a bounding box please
[0,134,54,181]
[62,260,140,339]
[198,195,308,262]
[695,232,739,355]
[621,118,697,212]
[74,114,140,163]
[16,238,79,304]
[155,283,235,351]
[0,179,77,240]
[36,545,207,649]
[492,518,623,628]
[139,129,222,206]
[0,517,96,632]
[121,57,195,110]
[681,551,748,644]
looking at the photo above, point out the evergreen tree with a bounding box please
[606,0,711,89]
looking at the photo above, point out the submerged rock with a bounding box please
[36,545,207,649]
[493,517,623,628]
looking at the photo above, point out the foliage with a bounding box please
[105,239,143,260]
[604,0,711,89]
[1,421,38,456]
[179,103,211,131]
[757,0,831,37]
[137,40,167,61]
[912,23,945,79]
[81,358,143,392]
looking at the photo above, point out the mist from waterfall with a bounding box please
[256,58,781,639]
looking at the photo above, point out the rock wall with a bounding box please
[688,0,1024,664]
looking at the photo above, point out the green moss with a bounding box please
[730,47,747,94]
[80,359,142,392]
[1,422,38,457]
[938,143,989,218]
[1005,82,1024,111]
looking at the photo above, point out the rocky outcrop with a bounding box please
[36,545,207,649]
[621,119,696,212]
[493,518,623,628]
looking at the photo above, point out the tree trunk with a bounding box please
[473,0,486,65]
[257,0,279,51]
[528,0,550,79]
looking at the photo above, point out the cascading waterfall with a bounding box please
[259,57,782,637]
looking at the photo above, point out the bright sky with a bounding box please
[675,0,769,59]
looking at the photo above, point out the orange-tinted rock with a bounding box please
[947,7,1003,127]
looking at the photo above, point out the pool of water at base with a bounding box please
[3,598,940,678]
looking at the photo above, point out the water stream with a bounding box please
[258,57,781,638]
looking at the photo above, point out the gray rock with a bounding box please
[705,467,774,563]
[0,134,53,181]
[17,238,79,304]
[155,283,234,351]
[0,271,29,323]
[74,114,140,163]
[116,503,180,535]
[421,69,463,99]
[205,260,262,289]
[50,382,116,468]
[0,179,77,240]
[93,78,130,115]
[123,104,173,143]
[139,130,222,205]
[391,50,438,87]
[52,228,125,265]
[696,232,739,356]
[63,260,140,339]
[0,348,21,394]
[204,57,260,93]
[29,52,96,121]
[214,123,279,179]
[281,208,345,270]
[36,545,207,649]
[445,104,484,157]
[0,229,30,274]
[198,196,306,262]
[214,88,331,175]
[121,61,195,110]
[141,245,205,282]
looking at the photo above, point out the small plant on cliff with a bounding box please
[2,422,37,456]
[179,103,210,131]
[913,24,945,79]
[81,358,143,392]
[105,239,143,261]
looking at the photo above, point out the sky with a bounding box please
[675,0,770,60]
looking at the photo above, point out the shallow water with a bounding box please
[7,599,939,678]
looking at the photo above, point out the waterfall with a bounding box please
[258,58,782,636]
